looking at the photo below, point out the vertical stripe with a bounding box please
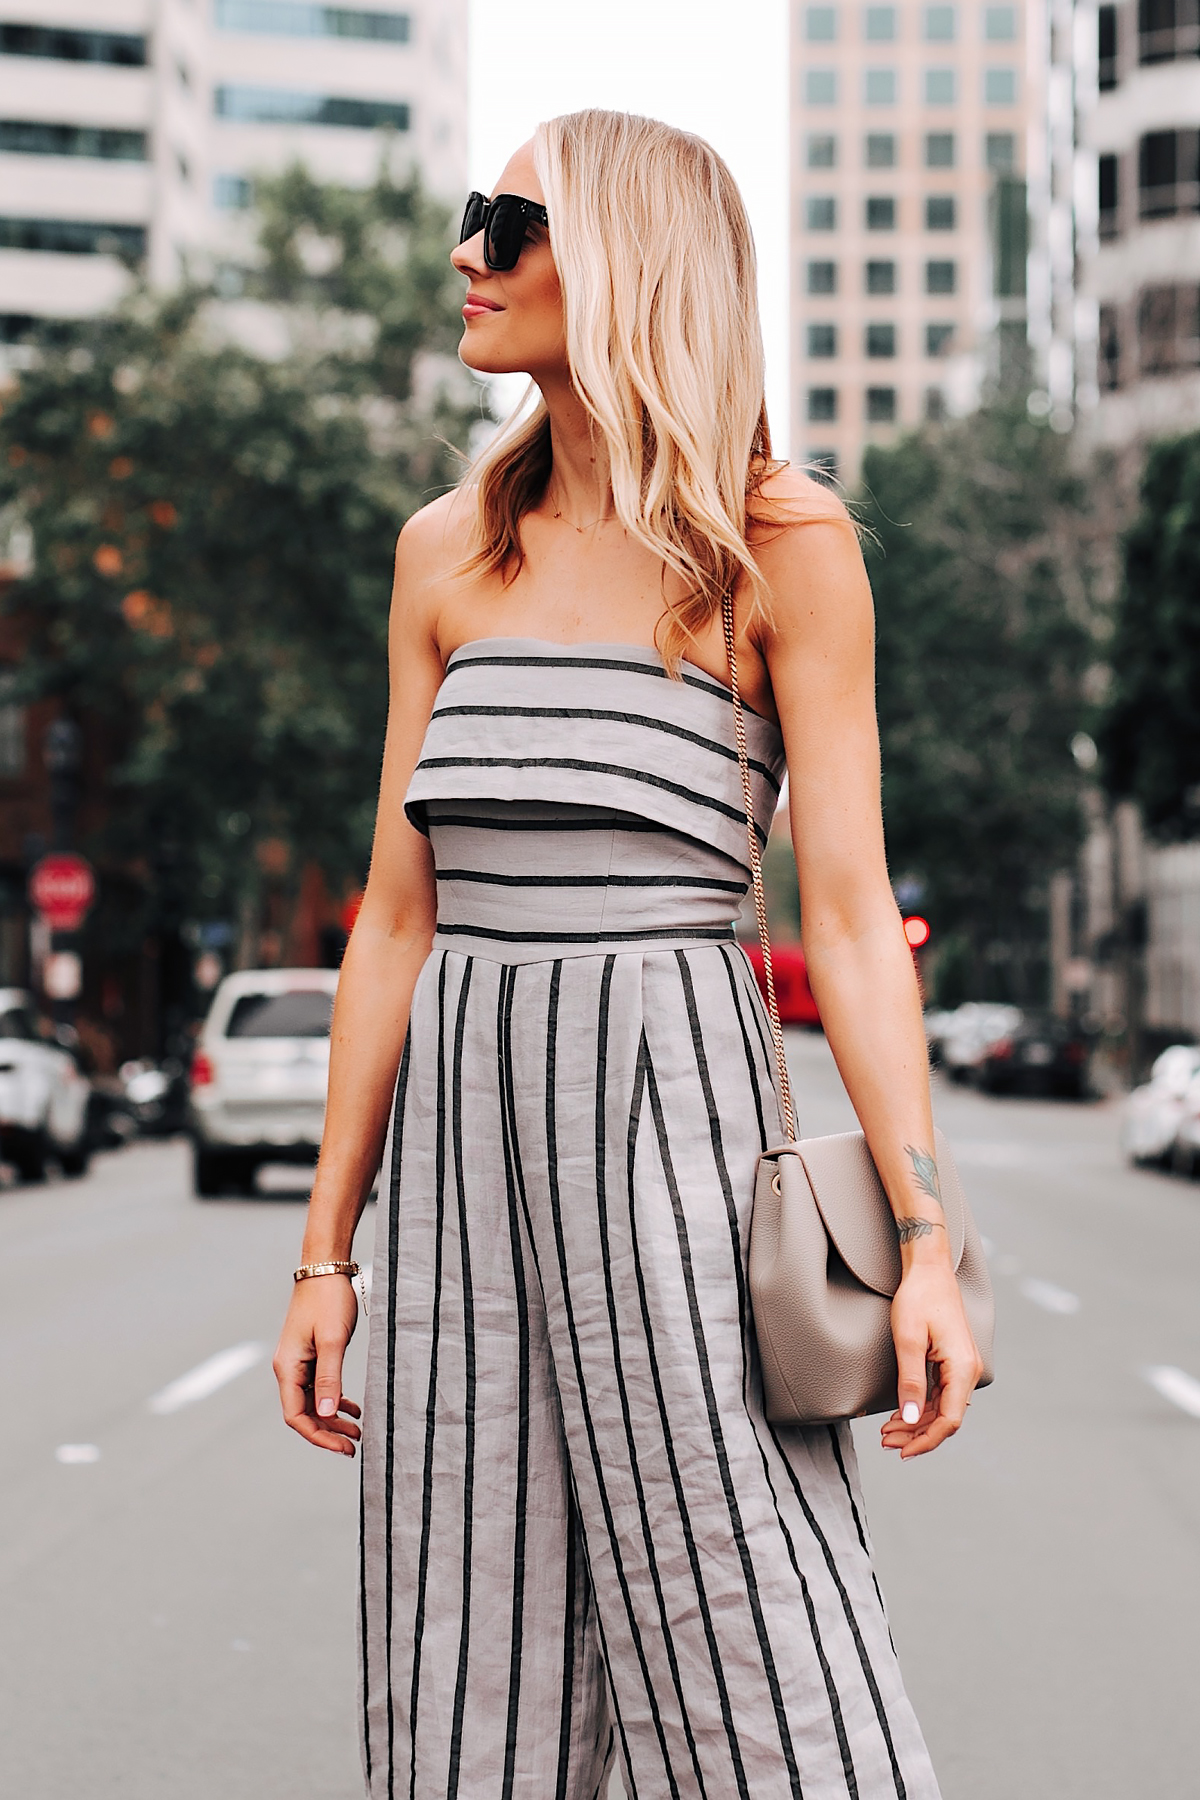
[828,1424,894,1640]
[496,967,532,1799]
[624,1040,751,1798]
[381,1033,412,1797]
[498,963,637,1787]
[556,1491,579,1797]
[593,957,710,1796]
[407,958,451,1800]
[676,951,858,1799]
[642,1035,803,1797]
[541,960,682,1797]
[447,960,478,1796]
[718,944,770,1147]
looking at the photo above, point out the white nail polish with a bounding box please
[901,1402,920,1425]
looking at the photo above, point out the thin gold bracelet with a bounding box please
[293,1260,360,1283]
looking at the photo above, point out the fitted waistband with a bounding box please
[430,923,739,966]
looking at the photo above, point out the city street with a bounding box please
[4,1032,1200,1800]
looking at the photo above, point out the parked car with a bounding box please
[188,968,338,1197]
[742,940,821,1027]
[0,990,91,1180]
[974,1010,1092,1098]
[1121,1044,1200,1170]
[938,1003,1023,1084]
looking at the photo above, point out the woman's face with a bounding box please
[451,141,567,381]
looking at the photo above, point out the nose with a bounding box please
[451,232,487,277]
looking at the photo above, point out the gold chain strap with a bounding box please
[721,596,798,1142]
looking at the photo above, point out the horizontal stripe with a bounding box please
[430,704,781,791]
[415,757,768,844]
[434,922,736,944]
[424,811,669,835]
[446,645,776,726]
[434,869,746,894]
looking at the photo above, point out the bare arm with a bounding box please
[273,503,452,1455]
[754,476,983,1457]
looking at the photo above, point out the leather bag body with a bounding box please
[720,597,996,1425]
[749,1127,995,1422]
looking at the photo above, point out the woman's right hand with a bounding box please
[274,1275,362,1456]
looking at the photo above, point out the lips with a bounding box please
[463,292,502,318]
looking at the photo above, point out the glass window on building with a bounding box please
[808,260,838,293]
[214,172,253,208]
[1098,152,1119,239]
[806,68,838,103]
[0,22,145,63]
[1098,303,1122,390]
[926,321,955,355]
[925,67,956,102]
[808,133,838,167]
[866,195,897,228]
[0,217,146,257]
[866,322,897,356]
[214,1,410,39]
[806,4,838,39]
[926,195,957,229]
[1138,128,1200,218]
[1137,283,1200,374]
[925,387,948,421]
[924,5,956,40]
[864,4,897,38]
[867,132,896,166]
[1138,0,1200,65]
[808,387,839,421]
[926,259,957,293]
[0,673,26,779]
[985,4,1018,38]
[865,67,897,103]
[808,323,839,356]
[866,259,896,292]
[0,122,147,160]
[806,195,838,229]
[986,131,1016,171]
[866,387,898,421]
[1098,3,1118,86]
[925,131,955,166]
[214,86,410,128]
[985,67,1017,103]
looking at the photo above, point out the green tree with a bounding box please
[1099,431,1200,836]
[859,405,1109,1004]
[0,165,480,1001]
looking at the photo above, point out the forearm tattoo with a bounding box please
[904,1144,943,1207]
[895,1215,946,1244]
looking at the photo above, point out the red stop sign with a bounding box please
[29,853,96,931]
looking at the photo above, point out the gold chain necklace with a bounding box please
[547,488,617,533]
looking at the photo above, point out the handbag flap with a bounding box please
[767,1127,966,1297]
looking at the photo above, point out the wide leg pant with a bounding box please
[359,944,942,1800]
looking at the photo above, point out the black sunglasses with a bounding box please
[459,190,550,272]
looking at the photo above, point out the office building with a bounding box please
[789,0,1061,482]
[1076,0,1200,447]
[0,0,467,339]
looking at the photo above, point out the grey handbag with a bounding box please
[721,598,996,1424]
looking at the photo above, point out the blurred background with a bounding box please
[1,2,1198,1797]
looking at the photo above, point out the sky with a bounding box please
[467,0,791,455]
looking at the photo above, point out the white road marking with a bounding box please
[148,1342,266,1416]
[1145,1365,1200,1420]
[55,1443,100,1465]
[1019,1277,1081,1315]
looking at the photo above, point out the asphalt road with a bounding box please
[4,1035,1199,1800]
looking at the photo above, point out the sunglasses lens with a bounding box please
[459,192,488,245]
[485,198,527,271]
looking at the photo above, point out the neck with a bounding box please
[536,367,617,524]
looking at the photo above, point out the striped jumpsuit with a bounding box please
[359,639,941,1800]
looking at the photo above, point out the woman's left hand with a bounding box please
[881,1260,984,1459]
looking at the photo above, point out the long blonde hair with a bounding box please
[461,109,780,666]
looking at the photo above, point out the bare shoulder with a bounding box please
[395,485,475,582]
[747,464,870,646]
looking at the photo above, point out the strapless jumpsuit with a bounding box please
[358,640,941,1800]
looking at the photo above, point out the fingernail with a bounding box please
[317,1397,337,1417]
[902,1402,920,1425]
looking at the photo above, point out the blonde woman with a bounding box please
[274,110,980,1798]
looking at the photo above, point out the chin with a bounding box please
[457,335,523,377]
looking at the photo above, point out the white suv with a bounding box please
[0,989,91,1181]
[188,968,338,1197]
